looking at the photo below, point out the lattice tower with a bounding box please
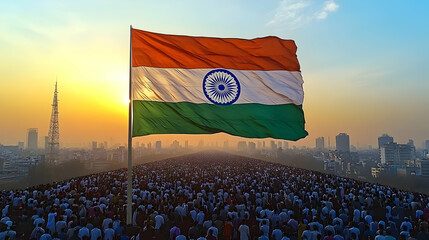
[47,81,59,164]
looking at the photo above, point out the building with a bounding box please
[396,166,420,177]
[248,142,256,152]
[155,141,162,151]
[92,141,97,150]
[399,144,412,162]
[425,140,429,150]
[421,160,429,177]
[283,142,289,149]
[270,141,277,150]
[336,133,350,152]
[27,128,38,150]
[381,142,413,165]
[237,141,247,151]
[315,137,325,150]
[371,167,385,178]
[381,142,399,165]
[378,134,393,149]
[171,140,180,149]
[408,139,416,160]
[18,142,24,150]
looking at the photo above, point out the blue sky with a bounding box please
[0,0,428,148]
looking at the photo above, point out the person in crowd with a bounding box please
[0,152,427,240]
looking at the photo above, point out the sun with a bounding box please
[123,96,130,105]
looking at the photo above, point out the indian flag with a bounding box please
[131,28,307,140]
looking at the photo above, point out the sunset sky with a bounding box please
[1,0,428,149]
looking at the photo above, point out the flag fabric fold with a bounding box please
[131,28,307,140]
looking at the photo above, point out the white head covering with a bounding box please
[6,220,12,229]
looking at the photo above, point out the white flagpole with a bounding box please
[127,25,133,225]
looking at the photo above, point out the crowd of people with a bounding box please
[1,151,429,240]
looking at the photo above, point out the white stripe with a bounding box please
[132,67,304,105]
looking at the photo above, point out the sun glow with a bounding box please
[123,96,130,105]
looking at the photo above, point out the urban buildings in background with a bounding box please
[335,133,350,152]
[380,142,413,165]
[378,134,394,149]
[315,137,325,150]
[314,132,429,179]
[2,131,429,181]
[26,128,38,150]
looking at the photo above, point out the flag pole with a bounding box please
[127,25,133,225]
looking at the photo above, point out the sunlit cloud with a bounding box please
[268,0,339,28]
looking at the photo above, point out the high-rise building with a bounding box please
[381,142,412,165]
[335,133,350,152]
[155,141,162,151]
[27,128,38,150]
[399,144,412,162]
[18,142,24,150]
[381,142,399,165]
[315,137,325,150]
[283,142,289,149]
[421,160,429,177]
[425,140,429,150]
[270,141,277,150]
[248,142,256,151]
[92,141,97,150]
[408,139,416,159]
[378,134,394,149]
[171,140,179,149]
[237,141,247,151]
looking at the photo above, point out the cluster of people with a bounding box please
[1,151,429,240]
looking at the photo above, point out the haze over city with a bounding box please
[1,0,428,148]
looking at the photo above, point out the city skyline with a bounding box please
[10,131,428,151]
[1,1,429,148]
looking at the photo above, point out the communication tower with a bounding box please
[47,81,59,163]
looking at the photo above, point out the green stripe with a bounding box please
[133,101,307,141]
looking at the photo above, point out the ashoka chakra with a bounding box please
[202,69,241,105]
